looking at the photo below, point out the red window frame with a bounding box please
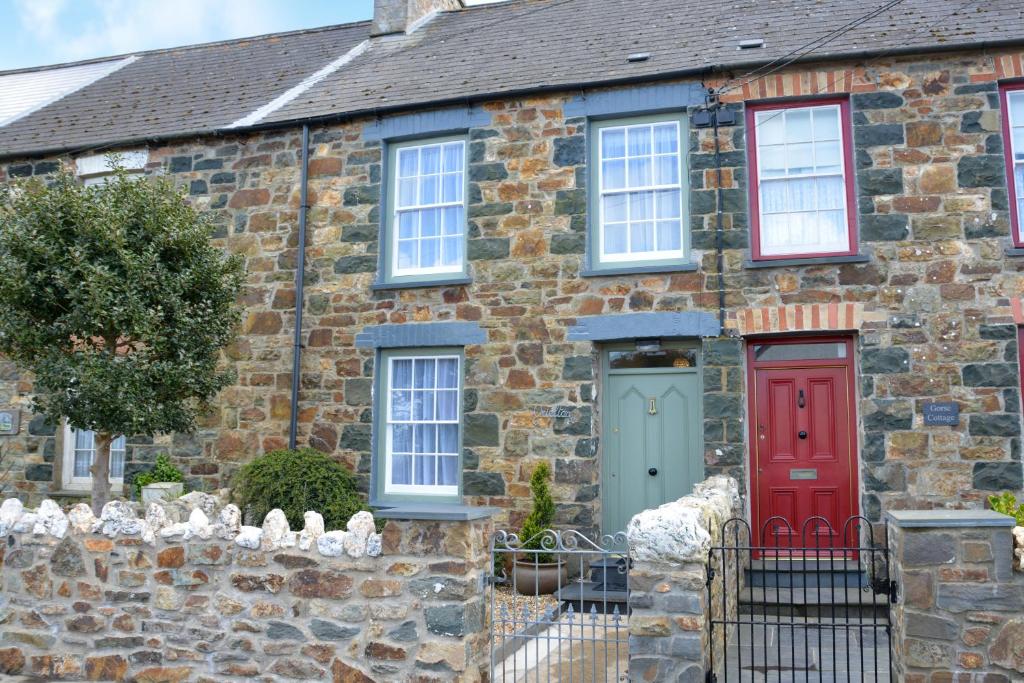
[746,97,858,261]
[1000,82,1024,247]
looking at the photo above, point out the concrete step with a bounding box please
[745,560,870,588]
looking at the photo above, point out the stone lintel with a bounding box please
[886,510,1016,528]
[567,311,720,342]
[354,321,486,348]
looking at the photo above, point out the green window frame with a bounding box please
[381,135,469,286]
[587,113,690,272]
[373,347,464,504]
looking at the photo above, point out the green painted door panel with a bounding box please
[603,371,702,534]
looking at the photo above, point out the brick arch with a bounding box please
[730,302,884,336]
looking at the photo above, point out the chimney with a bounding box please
[371,0,462,36]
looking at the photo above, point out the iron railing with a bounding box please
[488,528,630,682]
[707,515,894,682]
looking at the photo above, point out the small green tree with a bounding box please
[519,461,557,563]
[0,162,244,512]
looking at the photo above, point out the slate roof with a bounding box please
[1,0,1023,159]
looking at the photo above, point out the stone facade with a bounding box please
[1,48,1024,533]
[0,494,492,682]
[888,510,1024,680]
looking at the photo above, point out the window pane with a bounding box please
[398,178,417,207]
[602,160,626,190]
[437,358,459,388]
[398,148,418,177]
[815,140,842,174]
[442,207,462,235]
[393,424,413,452]
[414,359,435,389]
[420,239,440,269]
[630,191,654,220]
[627,157,652,187]
[398,212,417,239]
[397,240,416,269]
[601,128,626,158]
[1015,132,1024,161]
[785,109,812,143]
[757,111,785,144]
[391,454,412,485]
[419,175,439,205]
[443,142,463,172]
[759,145,786,178]
[787,177,816,211]
[653,123,678,153]
[415,455,436,485]
[438,456,458,486]
[817,176,845,210]
[442,173,462,203]
[655,155,678,185]
[437,390,458,420]
[604,224,627,254]
[414,424,437,454]
[603,194,627,222]
[760,213,788,253]
[76,429,94,450]
[420,208,441,237]
[657,220,682,251]
[630,222,654,252]
[627,126,652,156]
[787,143,814,174]
[421,145,441,174]
[754,342,847,362]
[438,424,458,454]
[812,106,839,139]
[391,390,412,420]
[761,179,787,213]
[74,448,92,477]
[442,238,462,266]
[392,360,413,388]
[110,438,126,479]
[655,189,681,219]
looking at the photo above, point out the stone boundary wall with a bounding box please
[625,475,742,681]
[888,510,1024,680]
[0,492,492,682]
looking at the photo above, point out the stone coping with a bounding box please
[886,509,1016,528]
[372,502,498,521]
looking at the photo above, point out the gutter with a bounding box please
[288,124,311,450]
[4,38,1023,163]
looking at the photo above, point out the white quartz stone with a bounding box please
[0,498,24,534]
[317,530,348,557]
[99,500,139,537]
[366,532,383,558]
[189,508,212,540]
[12,511,38,533]
[1014,527,1024,572]
[235,525,263,549]
[178,491,218,516]
[261,509,290,550]
[298,511,325,551]
[67,503,97,534]
[33,499,69,538]
[218,504,242,538]
[145,503,169,533]
[159,522,190,540]
[344,510,375,558]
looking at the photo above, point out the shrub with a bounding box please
[519,461,557,563]
[231,448,368,530]
[988,492,1024,526]
[132,454,185,499]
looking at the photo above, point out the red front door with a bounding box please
[748,338,858,553]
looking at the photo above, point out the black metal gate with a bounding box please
[706,515,895,682]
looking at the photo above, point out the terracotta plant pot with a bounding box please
[512,558,568,595]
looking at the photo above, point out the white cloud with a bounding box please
[14,0,292,64]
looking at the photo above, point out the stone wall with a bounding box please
[888,510,1024,680]
[0,493,492,682]
[1,47,1024,532]
[625,475,742,681]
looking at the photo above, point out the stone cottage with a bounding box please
[1,0,1023,540]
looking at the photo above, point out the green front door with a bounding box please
[602,349,703,534]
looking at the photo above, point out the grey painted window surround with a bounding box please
[354,322,486,349]
[567,311,721,341]
[370,346,465,507]
[375,134,470,288]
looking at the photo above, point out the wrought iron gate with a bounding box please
[487,528,630,682]
[706,516,895,682]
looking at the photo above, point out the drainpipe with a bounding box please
[712,95,726,332]
[288,124,311,449]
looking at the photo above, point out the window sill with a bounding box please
[581,262,699,277]
[1005,247,1024,257]
[371,276,472,291]
[743,254,870,269]
[371,502,499,521]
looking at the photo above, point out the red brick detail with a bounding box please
[732,303,872,336]
[1011,298,1024,325]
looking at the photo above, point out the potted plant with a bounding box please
[513,462,567,595]
[135,455,186,503]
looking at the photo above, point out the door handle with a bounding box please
[648,398,657,415]
[798,431,808,439]
[648,467,658,477]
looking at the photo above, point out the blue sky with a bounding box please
[0,0,375,71]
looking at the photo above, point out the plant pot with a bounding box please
[141,482,183,504]
[512,558,568,595]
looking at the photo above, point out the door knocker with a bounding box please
[797,389,806,408]
[648,398,657,415]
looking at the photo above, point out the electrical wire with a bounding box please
[716,0,908,98]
